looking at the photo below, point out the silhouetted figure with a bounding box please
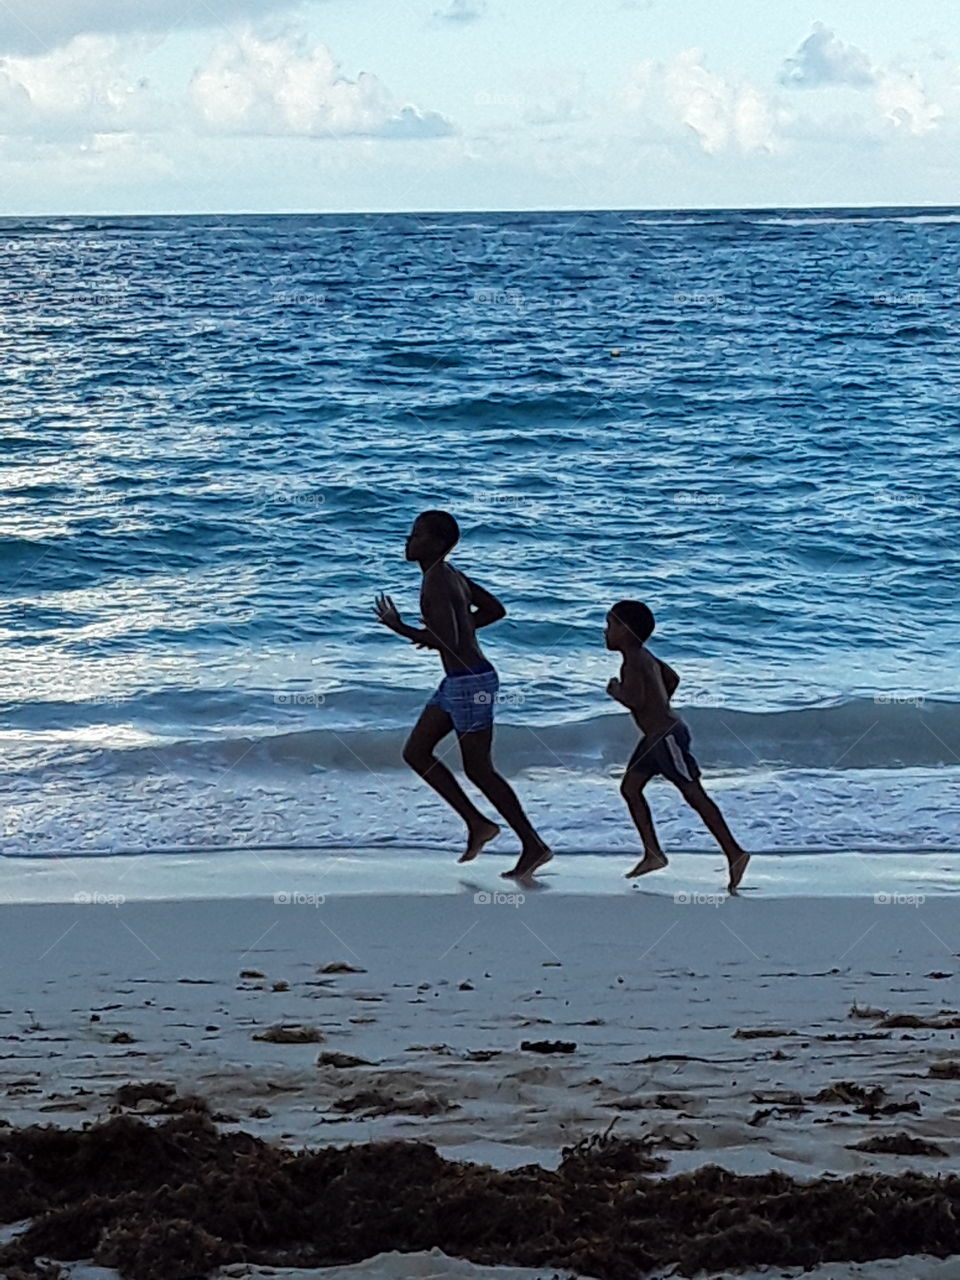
[605,600,749,893]
[376,510,551,878]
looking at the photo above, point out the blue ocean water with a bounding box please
[1,207,958,863]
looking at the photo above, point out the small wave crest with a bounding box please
[76,697,960,778]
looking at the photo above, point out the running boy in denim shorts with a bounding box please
[376,510,551,878]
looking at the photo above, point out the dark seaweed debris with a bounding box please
[2,1112,960,1280]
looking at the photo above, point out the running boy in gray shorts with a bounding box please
[605,600,749,893]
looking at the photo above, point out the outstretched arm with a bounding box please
[463,575,506,629]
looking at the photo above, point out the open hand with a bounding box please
[375,592,403,632]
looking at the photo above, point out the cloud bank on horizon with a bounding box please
[0,0,956,212]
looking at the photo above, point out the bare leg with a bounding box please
[677,779,750,893]
[403,707,500,860]
[457,730,551,877]
[621,772,669,878]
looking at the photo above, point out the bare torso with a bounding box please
[621,646,679,736]
[421,563,488,674]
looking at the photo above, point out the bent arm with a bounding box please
[463,575,506,629]
[393,621,442,649]
[658,659,680,698]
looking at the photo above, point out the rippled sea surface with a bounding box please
[1,208,958,860]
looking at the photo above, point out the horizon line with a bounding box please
[2,200,959,220]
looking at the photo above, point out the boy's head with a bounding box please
[605,600,655,650]
[405,509,460,563]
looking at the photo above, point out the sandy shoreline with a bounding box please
[3,845,960,906]
[2,889,958,1169]
[3,888,960,1277]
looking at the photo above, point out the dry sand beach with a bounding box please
[2,877,960,1278]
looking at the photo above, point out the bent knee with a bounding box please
[620,771,645,798]
[402,743,432,773]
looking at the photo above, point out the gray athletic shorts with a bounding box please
[626,720,701,786]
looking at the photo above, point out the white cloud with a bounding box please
[0,0,302,55]
[0,35,162,139]
[624,48,781,154]
[190,31,454,140]
[780,23,874,89]
[779,24,943,138]
[874,68,944,135]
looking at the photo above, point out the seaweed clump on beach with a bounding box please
[2,1111,960,1280]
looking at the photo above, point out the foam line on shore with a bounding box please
[3,841,959,862]
[2,848,960,906]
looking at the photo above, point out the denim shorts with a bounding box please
[426,663,499,735]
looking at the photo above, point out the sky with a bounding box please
[0,0,958,213]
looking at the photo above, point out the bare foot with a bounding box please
[625,850,669,879]
[458,819,501,864]
[501,846,553,879]
[727,850,750,894]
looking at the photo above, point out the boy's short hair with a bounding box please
[611,599,655,642]
[418,509,460,552]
